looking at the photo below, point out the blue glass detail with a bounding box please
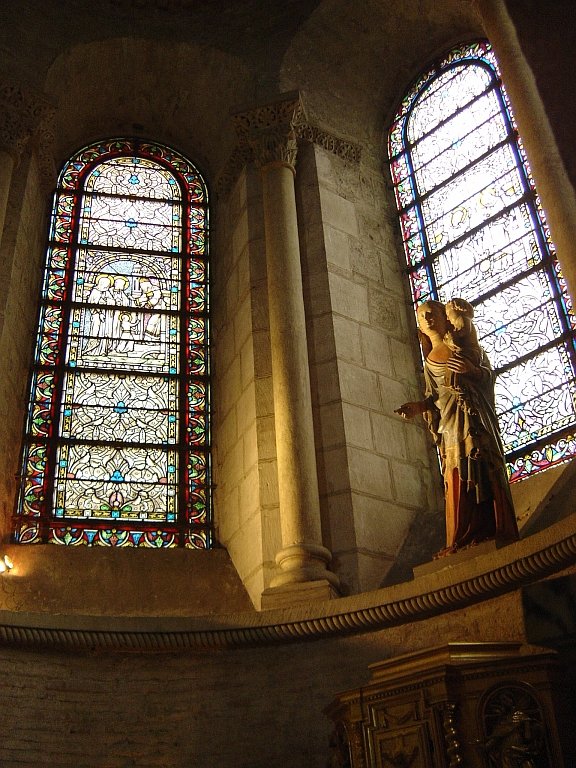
[110,470,124,482]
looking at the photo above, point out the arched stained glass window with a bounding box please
[14,138,211,547]
[388,40,576,482]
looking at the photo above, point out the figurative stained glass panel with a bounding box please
[14,139,211,547]
[388,40,576,480]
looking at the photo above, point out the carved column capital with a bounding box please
[232,94,304,170]
[216,95,361,197]
[0,82,54,163]
[0,111,31,161]
[0,82,56,192]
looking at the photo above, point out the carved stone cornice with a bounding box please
[0,512,574,653]
[31,106,57,192]
[216,94,362,196]
[214,143,254,198]
[293,120,361,164]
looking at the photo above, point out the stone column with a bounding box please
[233,96,340,603]
[475,0,576,302]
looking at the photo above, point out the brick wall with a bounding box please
[0,588,527,768]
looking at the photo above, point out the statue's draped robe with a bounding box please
[423,353,518,553]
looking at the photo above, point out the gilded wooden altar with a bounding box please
[325,643,568,768]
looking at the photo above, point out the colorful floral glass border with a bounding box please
[14,138,211,546]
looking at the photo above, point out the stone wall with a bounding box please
[0,0,571,603]
[0,587,529,768]
[0,1,574,764]
[0,150,47,535]
[212,167,282,607]
[298,142,443,593]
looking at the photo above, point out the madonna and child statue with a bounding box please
[395,299,519,559]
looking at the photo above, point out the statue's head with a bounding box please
[416,300,448,337]
[445,297,477,342]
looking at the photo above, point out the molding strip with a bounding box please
[0,515,574,652]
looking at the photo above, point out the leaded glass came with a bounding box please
[389,41,576,481]
[14,139,211,547]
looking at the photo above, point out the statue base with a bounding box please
[413,539,498,579]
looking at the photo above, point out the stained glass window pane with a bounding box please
[14,139,211,547]
[388,40,576,480]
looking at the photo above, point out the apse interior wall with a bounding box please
[297,140,444,594]
[212,168,281,607]
[0,152,47,537]
[0,586,529,768]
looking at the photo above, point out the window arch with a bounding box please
[388,40,576,481]
[14,138,211,547]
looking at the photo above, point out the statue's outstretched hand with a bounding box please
[395,401,426,420]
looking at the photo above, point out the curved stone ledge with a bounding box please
[0,513,574,652]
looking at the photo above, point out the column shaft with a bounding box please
[476,0,576,301]
[233,96,340,598]
[261,162,321,546]
[261,161,339,590]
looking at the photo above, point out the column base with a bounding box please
[269,542,341,590]
[262,542,341,609]
[261,578,340,610]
